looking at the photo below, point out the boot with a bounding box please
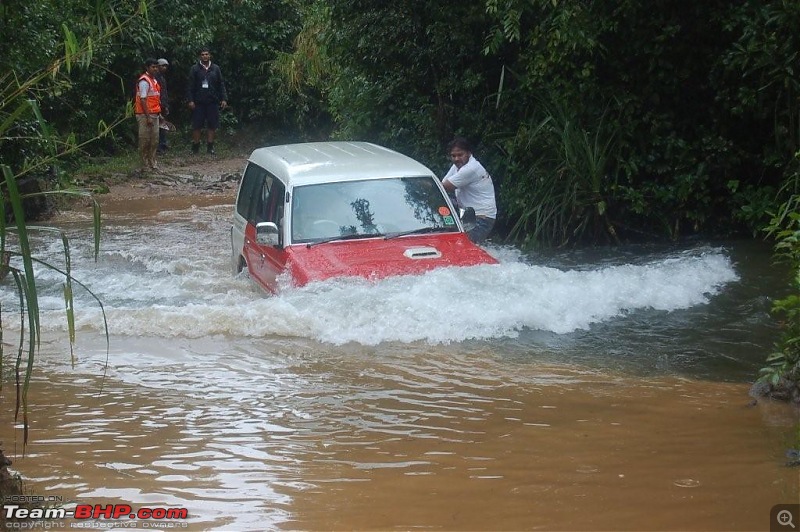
[207,142,215,156]
[191,142,200,154]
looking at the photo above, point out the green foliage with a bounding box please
[500,94,620,246]
[477,0,800,244]
[2,0,306,156]
[271,0,335,137]
[1,1,152,157]
[262,0,800,249]
[713,2,800,159]
[130,0,303,137]
[758,160,800,396]
[319,0,503,162]
[711,0,800,235]
[2,0,795,246]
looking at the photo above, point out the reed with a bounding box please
[503,95,621,247]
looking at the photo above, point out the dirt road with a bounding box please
[95,151,247,206]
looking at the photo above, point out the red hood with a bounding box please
[286,233,497,286]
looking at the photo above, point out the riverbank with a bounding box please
[83,149,247,207]
[0,448,25,527]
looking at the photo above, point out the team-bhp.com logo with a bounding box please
[3,500,189,528]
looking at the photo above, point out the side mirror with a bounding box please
[459,206,476,224]
[255,221,280,247]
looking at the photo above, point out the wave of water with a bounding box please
[1,204,739,346]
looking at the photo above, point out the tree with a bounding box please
[318,0,503,163]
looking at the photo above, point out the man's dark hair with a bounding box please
[144,57,158,67]
[198,46,211,54]
[447,136,472,153]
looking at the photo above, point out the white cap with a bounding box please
[157,58,169,66]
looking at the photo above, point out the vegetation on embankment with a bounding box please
[2,1,798,246]
[753,161,800,403]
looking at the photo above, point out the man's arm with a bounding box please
[441,164,457,192]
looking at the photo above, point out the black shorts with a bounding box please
[191,101,220,130]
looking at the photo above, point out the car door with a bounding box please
[241,166,288,292]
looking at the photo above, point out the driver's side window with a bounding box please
[263,175,285,226]
[237,163,267,223]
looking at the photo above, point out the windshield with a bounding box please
[290,176,459,244]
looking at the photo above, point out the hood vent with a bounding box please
[403,246,442,259]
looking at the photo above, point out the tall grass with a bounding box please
[1,162,108,449]
[501,96,621,247]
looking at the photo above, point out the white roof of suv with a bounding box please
[247,142,437,187]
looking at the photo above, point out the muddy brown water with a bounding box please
[1,195,798,531]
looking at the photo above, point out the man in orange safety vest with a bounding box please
[134,58,162,171]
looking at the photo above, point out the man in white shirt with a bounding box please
[441,137,497,243]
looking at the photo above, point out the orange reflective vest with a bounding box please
[134,73,161,115]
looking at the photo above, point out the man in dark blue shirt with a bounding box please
[187,47,228,155]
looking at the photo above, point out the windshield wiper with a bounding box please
[306,232,384,248]
[384,226,452,240]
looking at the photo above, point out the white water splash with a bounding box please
[2,205,739,346]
